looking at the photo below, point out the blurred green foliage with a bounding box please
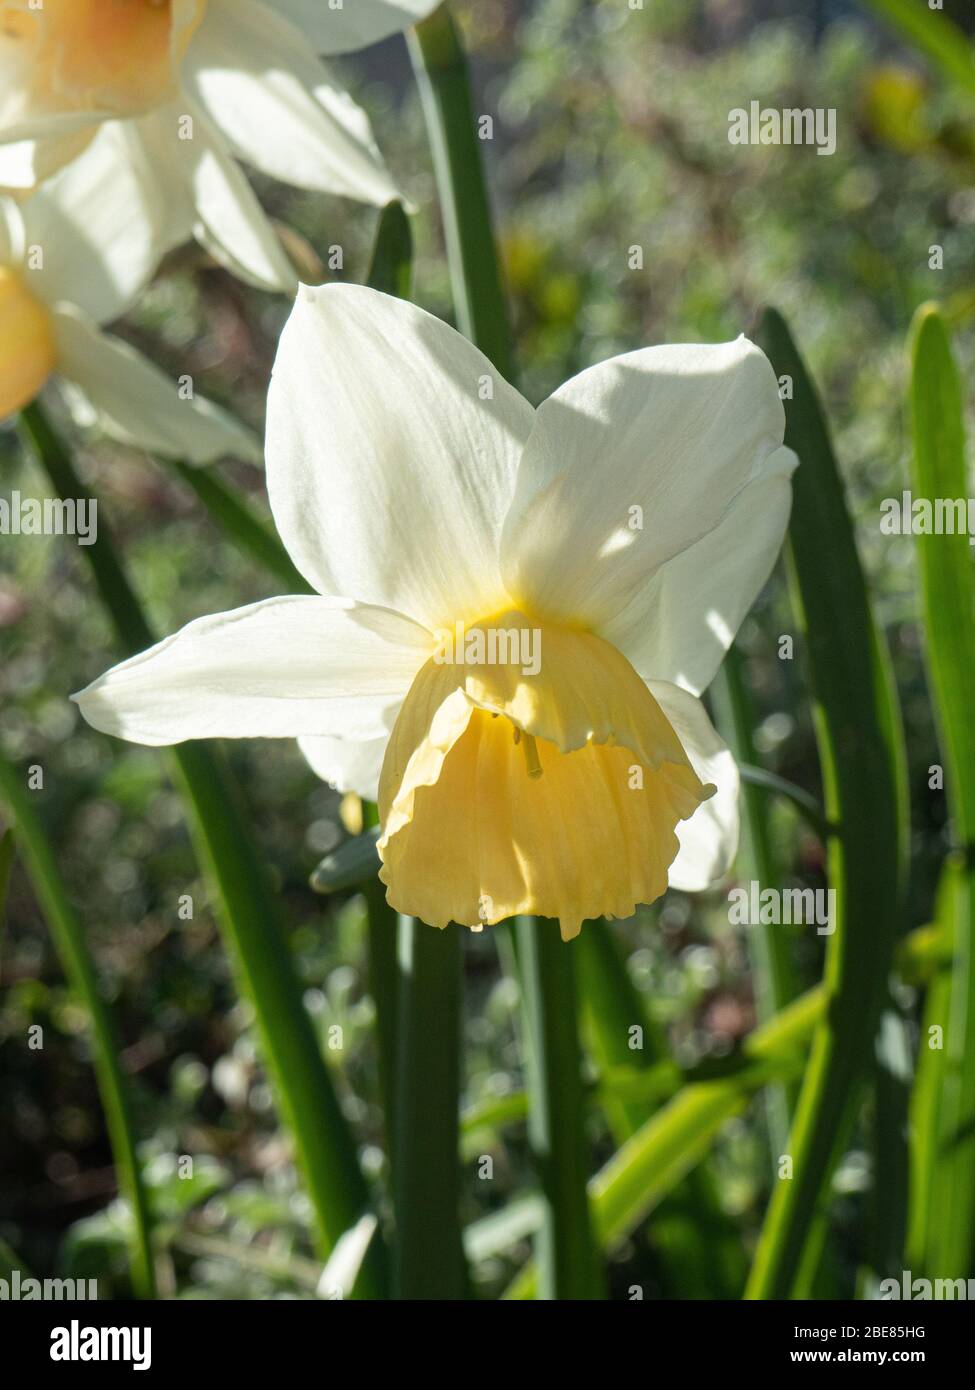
[0,0,972,1298]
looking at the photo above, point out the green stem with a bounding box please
[515,917,603,1299]
[409,4,516,382]
[360,201,465,1295]
[392,919,465,1298]
[737,762,832,840]
[19,400,386,1295]
[0,756,155,1298]
[412,9,605,1298]
[403,15,525,1299]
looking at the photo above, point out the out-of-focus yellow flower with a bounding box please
[3,0,203,121]
[75,286,797,939]
[0,128,259,461]
[0,264,55,417]
[0,0,440,291]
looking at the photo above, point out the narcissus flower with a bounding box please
[75,285,797,938]
[0,0,439,291]
[0,123,258,461]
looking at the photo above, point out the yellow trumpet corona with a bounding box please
[0,265,56,419]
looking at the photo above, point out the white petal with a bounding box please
[52,307,263,465]
[74,596,433,746]
[266,283,535,629]
[298,733,388,800]
[134,99,298,293]
[0,198,26,266]
[501,337,788,635]
[0,124,99,193]
[649,681,739,892]
[270,0,439,54]
[187,0,397,206]
[317,1213,378,1300]
[20,123,164,324]
[602,448,797,696]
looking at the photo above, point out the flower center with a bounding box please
[377,609,714,937]
[1,0,207,118]
[0,266,56,419]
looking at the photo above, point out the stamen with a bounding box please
[521,731,543,780]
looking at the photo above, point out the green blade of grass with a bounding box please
[409,4,516,382]
[0,754,155,1298]
[743,308,909,1299]
[907,303,975,1277]
[863,0,975,98]
[18,400,386,1295]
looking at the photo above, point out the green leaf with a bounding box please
[464,1194,546,1264]
[906,303,975,1276]
[409,6,516,381]
[0,754,156,1298]
[18,400,386,1296]
[310,826,380,894]
[864,0,975,98]
[367,201,414,300]
[744,308,909,1298]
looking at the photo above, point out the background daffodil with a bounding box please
[0,0,439,291]
[0,123,259,461]
[75,283,797,938]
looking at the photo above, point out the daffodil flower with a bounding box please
[75,285,798,938]
[0,123,259,462]
[0,0,439,292]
